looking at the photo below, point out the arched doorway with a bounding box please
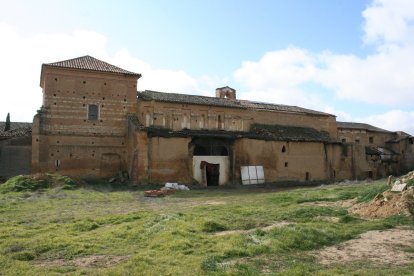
[190,138,232,186]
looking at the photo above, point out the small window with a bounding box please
[305,172,310,181]
[341,144,348,157]
[282,145,286,153]
[284,162,288,167]
[55,160,60,168]
[88,104,99,120]
[355,139,360,143]
[341,138,346,143]
[409,138,413,145]
[369,137,374,143]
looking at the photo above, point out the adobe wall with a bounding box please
[138,101,337,136]
[33,67,139,178]
[338,129,395,146]
[148,136,192,184]
[234,139,328,183]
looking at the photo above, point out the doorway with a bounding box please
[205,163,220,186]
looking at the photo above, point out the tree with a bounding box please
[5,113,10,131]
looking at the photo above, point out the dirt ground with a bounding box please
[314,227,414,265]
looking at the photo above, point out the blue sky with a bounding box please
[1,0,414,134]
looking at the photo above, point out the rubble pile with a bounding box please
[144,182,189,197]
[350,171,414,218]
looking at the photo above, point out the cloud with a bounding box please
[362,0,414,46]
[0,23,204,122]
[357,110,414,134]
[234,0,414,134]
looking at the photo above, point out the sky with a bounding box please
[1,0,414,134]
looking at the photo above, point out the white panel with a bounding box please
[256,166,265,184]
[241,166,250,185]
[248,166,257,179]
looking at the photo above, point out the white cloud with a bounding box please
[357,110,414,134]
[234,0,414,135]
[362,0,414,46]
[0,23,205,122]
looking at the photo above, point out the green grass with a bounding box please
[0,179,413,275]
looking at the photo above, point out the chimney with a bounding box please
[215,86,236,100]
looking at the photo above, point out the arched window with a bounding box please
[218,115,223,129]
[145,112,151,126]
[88,104,98,120]
[281,145,286,153]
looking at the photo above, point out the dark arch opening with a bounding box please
[281,145,286,153]
[194,145,209,156]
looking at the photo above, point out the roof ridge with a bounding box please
[44,55,141,77]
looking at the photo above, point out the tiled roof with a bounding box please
[138,90,333,116]
[145,123,332,143]
[43,55,141,77]
[0,122,32,139]
[337,121,392,133]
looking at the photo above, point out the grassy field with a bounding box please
[0,179,413,275]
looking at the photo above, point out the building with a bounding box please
[0,121,32,179]
[24,55,414,185]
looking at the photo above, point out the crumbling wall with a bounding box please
[234,139,327,183]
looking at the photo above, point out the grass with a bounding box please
[0,178,413,275]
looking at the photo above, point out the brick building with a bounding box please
[26,55,414,185]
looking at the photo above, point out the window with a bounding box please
[355,139,360,143]
[369,136,374,143]
[341,138,346,143]
[284,162,288,167]
[88,104,98,120]
[305,172,310,181]
[341,144,348,157]
[282,145,286,153]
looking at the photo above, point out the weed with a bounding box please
[357,183,389,203]
[202,220,227,232]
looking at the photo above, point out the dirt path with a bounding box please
[214,221,292,236]
[314,227,414,265]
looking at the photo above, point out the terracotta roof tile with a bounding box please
[43,55,141,77]
[337,121,392,133]
[0,122,32,138]
[138,90,333,116]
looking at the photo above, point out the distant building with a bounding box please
[14,55,414,184]
[0,121,32,178]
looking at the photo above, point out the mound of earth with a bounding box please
[350,187,414,218]
[0,173,79,192]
